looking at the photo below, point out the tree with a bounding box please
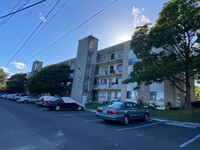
[26,64,71,95]
[0,68,7,91]
[6,73,27,93]
[126,0,200,111]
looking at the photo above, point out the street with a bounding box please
[0,99,200,150]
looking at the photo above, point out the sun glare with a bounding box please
[117,35,131,44]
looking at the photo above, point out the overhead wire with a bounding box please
[0,0,22,25]
[4,0,61,67]
[30,0,70,42]
[0,0,47,20]
[1,0,55,59]
[23,0,118,64]
[0,0,30,28]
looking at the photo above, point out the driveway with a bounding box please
[0,99,199,150]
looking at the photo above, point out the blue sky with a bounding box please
[0,0,168,76]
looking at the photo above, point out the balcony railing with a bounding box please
[93,84,121,90]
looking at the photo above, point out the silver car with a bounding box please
[96,101,149,125]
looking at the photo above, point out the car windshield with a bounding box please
[50,98,60,101]
[108,102,123,109]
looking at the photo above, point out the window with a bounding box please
[126,91,131,99]
[128,58,139,66]
[117,64,122,72]
[150,92,157,101]
[101,79,107,85]
[111,53,115,60]
[101,67,108,74]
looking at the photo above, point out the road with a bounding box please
[0,99,200,150]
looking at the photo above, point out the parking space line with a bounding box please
[64,114,94,117]
[179,133,200,148]
[84,119,101,123]
[117,122,162,131]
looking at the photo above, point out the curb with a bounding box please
[151,118,200,129]
[87,109,200,129]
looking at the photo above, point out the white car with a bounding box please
[36,96,55,106]
[17,95,39,104]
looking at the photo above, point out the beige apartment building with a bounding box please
[57,35,195,107]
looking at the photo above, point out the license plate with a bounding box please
[103,110,107,113]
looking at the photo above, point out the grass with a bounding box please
[85,102,105,110]
[148,108,200,123]
[86,102,200,123]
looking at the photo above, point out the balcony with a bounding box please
[95,70,122,78]
[93,84,121,90]
[96,56,123,66]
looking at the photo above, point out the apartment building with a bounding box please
[58,35,195,107]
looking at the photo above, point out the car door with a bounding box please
[124,102,139,120]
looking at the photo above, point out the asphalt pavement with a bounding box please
[0,99,200,150]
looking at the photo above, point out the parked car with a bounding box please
[36,96,55,107]
[43,97,85,111]
[96,101,149,125]
[17,95,39,104]
[12,93,27,101]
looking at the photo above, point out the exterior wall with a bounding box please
[29,60,43,77]
[55,35,195,107]
[70,36,98,104]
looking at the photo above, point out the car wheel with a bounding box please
[122,115,129,125]
[55,106,61,111]
[24,100,28,104]
[144,113,149,121]
[77,106,82,111]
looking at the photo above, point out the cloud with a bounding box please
[10,61,27,69]
[132,7,151,29]
[1,67,10,73]
[39,12,46,22]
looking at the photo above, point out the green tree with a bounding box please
[0,68,8,91]
[126,0,200,111]
[26,64,71,95]
[6,73,27,93]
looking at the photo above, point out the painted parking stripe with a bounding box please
[179,133,200,148]
[64,114,94,117]
[84,119,101,123]
[117,122,162,131]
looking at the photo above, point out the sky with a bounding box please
[0,0,168,76]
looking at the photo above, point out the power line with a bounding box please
[0,0,30,27]
[30,0,70,42]
[1,0,55,58]
[23,0,118,63]
[4,0,61,67]
[0,0,22,25]
[0,0,47,20]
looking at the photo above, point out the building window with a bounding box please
[126,91,131,99]
[150,92,164,101]
[101,79,107,85]
[111,53,115,60]
[116,64,122,72]
[128,58,139,66]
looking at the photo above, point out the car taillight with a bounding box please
[36,100,40,102]
[108,110,118,114]
[46,101,52,105]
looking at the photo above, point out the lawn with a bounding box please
[86,102,200,123]
[148,108,200,123]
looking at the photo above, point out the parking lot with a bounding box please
[0,99,200,150]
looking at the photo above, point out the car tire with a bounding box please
[77,106,82,111]
[24,100,28,104]
[122,115,129,125]
[55,106,61,111]
[144,113,149,121]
